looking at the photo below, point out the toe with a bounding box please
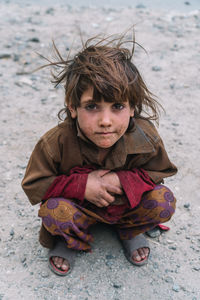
[132,250,141,262]
[61,259,69,271]
[138,248,146,259]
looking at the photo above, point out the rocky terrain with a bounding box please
[0,1,200,299]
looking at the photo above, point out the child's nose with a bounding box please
[98,110,112,127]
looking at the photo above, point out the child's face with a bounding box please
[69,86,134,149]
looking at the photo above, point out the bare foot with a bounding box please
[51,256,70,271]
[132,247,149,262]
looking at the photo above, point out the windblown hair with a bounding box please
[39,32,162,123]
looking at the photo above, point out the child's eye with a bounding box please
[85,103,97,110]
[113,103,125,110]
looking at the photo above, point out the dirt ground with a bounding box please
[0,1,200,299]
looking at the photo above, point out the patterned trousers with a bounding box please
[38,185,176,251]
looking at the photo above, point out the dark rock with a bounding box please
[113,283,122,289]
[184,203,190,208]
[0,53,11,59]
[10,229,14,236]
[169,246,177,250]
[28,37,40,43]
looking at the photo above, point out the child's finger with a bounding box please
[106,184,123,196]
[97,169,110,177]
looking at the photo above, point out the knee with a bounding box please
[143,185,176,222]
[39,197,76,223]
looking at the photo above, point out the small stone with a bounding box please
[21,257,26,264]
[153,262,159,269]
[184,1,190,5]
[152,66,162,72]
[146,227,161,238]
[169,246,177,250]
[172,284,180,292]
[10,228,14,236]
[0,53,11,59]
[46,8,55,15]
[106,254,114,260]
[113,283,122,289]
[165,276,174,283]
[28,37,40,43]
[184,203,190,208]
[41,271,49,278]
[192,266,200,271]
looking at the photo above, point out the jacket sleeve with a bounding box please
[21,138,59,205]
[142,138,177,183]
[42,174,88,203]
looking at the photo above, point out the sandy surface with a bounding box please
[0,1,200,300]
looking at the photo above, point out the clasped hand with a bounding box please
[84,170,123,207]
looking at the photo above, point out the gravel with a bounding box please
[0,1,200,299]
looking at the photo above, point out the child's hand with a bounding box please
[102,171,122,191]
[85,170,123,207]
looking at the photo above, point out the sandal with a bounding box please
[120,234,150,266]
[48,238,76,276]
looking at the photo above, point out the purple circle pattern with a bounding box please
[42,216,52,227]
[160,210,170,218]
[142,199,158,209]
[154,185,163,190]
[47,198,59,209]
[73,212,82,221]
[164,192,174,202]
[60,221,72,230]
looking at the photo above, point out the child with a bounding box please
[22,33,177,276]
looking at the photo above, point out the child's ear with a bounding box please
[68,105,77,119]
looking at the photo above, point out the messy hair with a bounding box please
[39,31,162,123]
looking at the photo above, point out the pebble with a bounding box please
[28,37,40,43]
[172,284,180,292]
[169,245,177,250]
[45,8,55,15]
[164,276,174,283]
[10,228,14,236]
[184,203,190,208]
[41,271,50,278]
[192,266,200,271]
[152,66,162,72]
[113,283,122,289]
[145,227,161,238]
[0,53,11,59]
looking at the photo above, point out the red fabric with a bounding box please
[43,166,155,217]
[43,173,88,203]
[116,169,156,208]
